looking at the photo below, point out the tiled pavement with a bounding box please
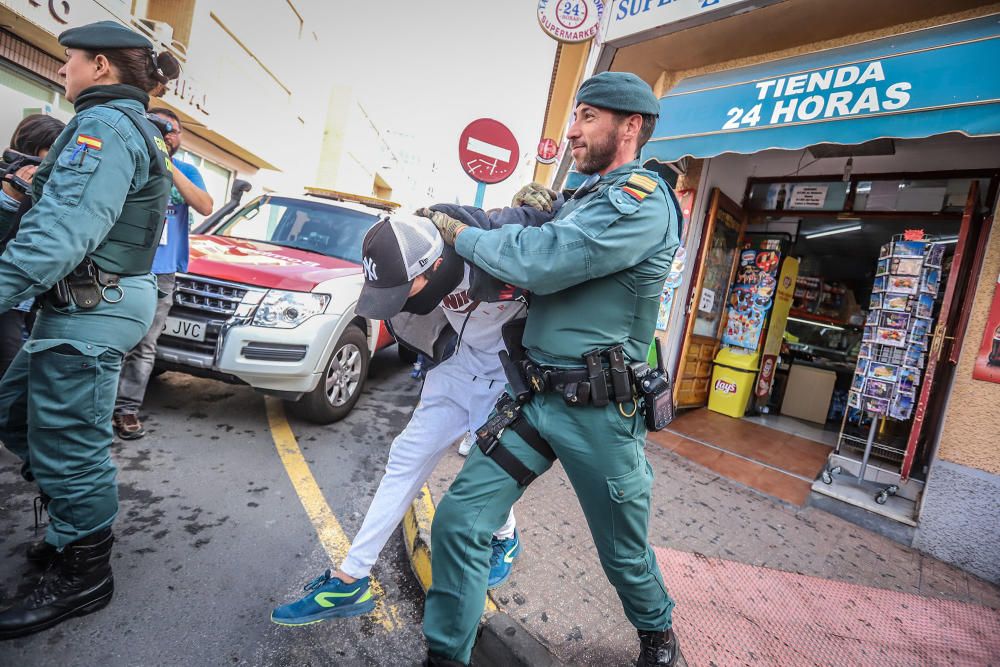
[426,430,1000,666]
[662,409,834,506]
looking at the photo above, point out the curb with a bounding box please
[403,484,559,666]
[402,483,436,594]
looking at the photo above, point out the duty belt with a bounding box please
[525,365,625,394]
[521,360,637,408]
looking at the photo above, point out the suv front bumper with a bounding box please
[158,312,343,394]
[214,313,344,393]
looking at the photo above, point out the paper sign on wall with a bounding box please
[699,288,716,313]
[789,185,828,209]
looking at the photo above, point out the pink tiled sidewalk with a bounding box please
[657,546,1000,667]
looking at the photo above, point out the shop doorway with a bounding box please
[666,171,996,517]
[673,189,746,408]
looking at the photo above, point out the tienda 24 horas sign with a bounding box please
[721,61,910,130]
[537,0,604,43]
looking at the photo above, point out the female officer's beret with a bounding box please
[576,72,659,116]
[58,20,153,50]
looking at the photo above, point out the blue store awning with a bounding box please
[643,14,1000,164]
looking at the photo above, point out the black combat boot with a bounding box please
[424,653,467,667]
[0,528,115,639]
[25,539,59,567]
[637,628,680,666]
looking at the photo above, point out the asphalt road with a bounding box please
[0,347,429,666]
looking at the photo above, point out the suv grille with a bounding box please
[161,275,250,357]
[174,275,246,316]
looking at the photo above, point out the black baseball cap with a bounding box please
[356,214,444,320]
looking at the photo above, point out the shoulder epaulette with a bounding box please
[621,173,658,202]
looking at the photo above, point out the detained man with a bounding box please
[270,197,556,626]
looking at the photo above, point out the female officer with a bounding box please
[0,20,179,639]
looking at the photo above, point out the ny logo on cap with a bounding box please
[362,256,378,282]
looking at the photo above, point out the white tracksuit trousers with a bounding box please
[340,352,516,580]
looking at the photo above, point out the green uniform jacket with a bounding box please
[0,98,157,314]
[455,160,681,365]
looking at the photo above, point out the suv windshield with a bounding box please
[214,196,380,264]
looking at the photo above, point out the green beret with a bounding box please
[59,20,153,50]
[576,71,659,116]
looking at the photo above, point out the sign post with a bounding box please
[459,118,520,207]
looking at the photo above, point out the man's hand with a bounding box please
[1,165,37,203]
[415,207,467,246]
[512,182,558,212]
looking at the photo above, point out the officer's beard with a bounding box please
[402,245,464,315]
[575,126,620,174]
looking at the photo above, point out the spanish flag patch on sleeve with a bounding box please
[76,135,102,151]
[621,173,657,202]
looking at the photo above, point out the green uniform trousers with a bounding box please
[423,390,674,663]
[0,274,156,548]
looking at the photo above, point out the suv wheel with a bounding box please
[290,325,369,424]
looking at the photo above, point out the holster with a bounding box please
[501,317,527,362]
[499,316,533,403]
[48,258,122,310]
[475,392,557,488]
[499,350,532,404]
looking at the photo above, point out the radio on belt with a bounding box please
[630,337,675,432]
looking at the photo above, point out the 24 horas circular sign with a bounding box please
[537,0,604,43]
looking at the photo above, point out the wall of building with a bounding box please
[914,456,1000,584]
[175,0,332,193]
[0,0,362,199]
[314,84,399,200]
[912,192,1000,584]
[932,208,1000,475]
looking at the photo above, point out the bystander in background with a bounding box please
[112,107,212,439]
[0,114,66,378]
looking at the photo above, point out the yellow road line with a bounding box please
[265,398,401,631]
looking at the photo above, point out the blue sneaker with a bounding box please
[270,570,375,626]
[488,530,520,589]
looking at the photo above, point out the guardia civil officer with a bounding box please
[419,72,682,666]
[0,21,179,639]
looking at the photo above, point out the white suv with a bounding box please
[155,188,397,423]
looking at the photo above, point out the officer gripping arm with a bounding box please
[421,72,682,667]
[451,181,673,295]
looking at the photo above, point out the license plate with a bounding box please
[162,316,206,342]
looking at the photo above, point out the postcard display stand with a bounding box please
[827,237,943,505]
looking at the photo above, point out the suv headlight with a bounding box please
[251,290,331,328]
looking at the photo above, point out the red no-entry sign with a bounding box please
[459,118,519,185]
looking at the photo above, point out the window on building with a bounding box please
[0,65,73,147]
